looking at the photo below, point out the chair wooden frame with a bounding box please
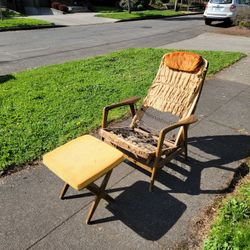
[99,53,209,191]
[60,170,114,224]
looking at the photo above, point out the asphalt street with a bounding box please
[0,15,211,75]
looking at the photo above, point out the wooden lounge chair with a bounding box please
[99,51,209,191]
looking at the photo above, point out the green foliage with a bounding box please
[0,8,22,17]
[239,20,250,29]
[0,48,244,171]
[203,178,250,250]
[119,0,150,11]
[0,17,52,29]
[96,9,186,19]
[223,198,250,223]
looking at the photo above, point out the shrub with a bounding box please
[51,2,61,9]
[149,0,165,9]
[89,0,118,6]
[239,20,250,29]
[119,0,150,11]
[58,4,69,12]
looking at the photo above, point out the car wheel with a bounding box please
[205,19,212,25]
[224,18,233,26]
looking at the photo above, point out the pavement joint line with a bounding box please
[187,149,214,161]
[198,77,250,124]
[207,119,250,135]
[3,26,204,64]
[26,166,136,249]
[26,203,89,250]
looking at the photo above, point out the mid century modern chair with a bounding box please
[99,51,209,191]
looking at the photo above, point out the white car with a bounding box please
[204,0,250,25]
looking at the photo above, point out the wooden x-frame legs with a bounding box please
[59,170,114,224]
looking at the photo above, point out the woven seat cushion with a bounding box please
[43,135,124,190]
[164,51,203,73]
[99,127,177,159]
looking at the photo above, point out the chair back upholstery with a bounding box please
[143,52,208,118]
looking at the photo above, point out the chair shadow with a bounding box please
[64,135,249,237]
[98,181,186,241]
[131,134,250,196]
[0,75,15,84]
[65,134,250,198]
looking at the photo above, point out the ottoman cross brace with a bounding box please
[60,169,114,224]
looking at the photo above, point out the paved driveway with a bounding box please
[28,12,118,26]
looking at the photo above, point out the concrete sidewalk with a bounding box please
[1,33,250,250]
[26,13,118,26]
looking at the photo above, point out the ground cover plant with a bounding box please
[203,161,250,250]
[0,48,245,171]
[95,9,187,20]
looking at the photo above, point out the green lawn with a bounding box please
[95,9,188,20]
[0,18,53,29]
[203,161,250,250]
[0,48,245,171]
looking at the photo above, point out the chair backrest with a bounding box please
[143,51,208,117]
[131,51,208,144]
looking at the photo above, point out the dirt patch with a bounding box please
[211,25,250,37]
[0,160,41,178]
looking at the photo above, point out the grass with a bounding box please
[95,9,187,20]
[0,9,52,29]
[0,48,245,171]
[0,17,53,29]
[203,161,250,250]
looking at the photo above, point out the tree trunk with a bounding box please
[127,0,131,14]
[174,0,179,11]
[0,0,3,21]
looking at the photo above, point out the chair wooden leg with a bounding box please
[60,183,69,200]
[183,127,188,161]
[184,143,188,160]
[149,167,157,192]
[85,170,113,224]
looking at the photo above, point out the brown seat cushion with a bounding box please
[164,51,203,73]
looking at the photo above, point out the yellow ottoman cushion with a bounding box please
[43,135,124,190]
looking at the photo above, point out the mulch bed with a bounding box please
[211,25,250,37]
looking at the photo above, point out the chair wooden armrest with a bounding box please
[156,115,198,156]
[102,96,140,128]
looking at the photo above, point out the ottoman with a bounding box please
[43,135,124,224]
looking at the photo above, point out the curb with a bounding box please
[112,12,203,23]
[0,24,66,32]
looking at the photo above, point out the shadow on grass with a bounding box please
[0,74,15,84]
